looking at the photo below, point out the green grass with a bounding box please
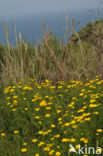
[0,77,103,155]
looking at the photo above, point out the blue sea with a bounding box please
[0,8,103,45]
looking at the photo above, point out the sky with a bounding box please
[0,0,102,18]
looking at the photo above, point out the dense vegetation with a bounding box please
[0,20,103,155]
[0,20,103,85]
[0,77,103,155]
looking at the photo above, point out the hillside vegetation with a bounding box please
[0,20,103,85]
[0,19,103,156]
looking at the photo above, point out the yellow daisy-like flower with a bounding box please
[75,144,80,149]
[96,148,102,153]
[12,108,17,112]
[23,142,27,146]
[55,151,61,156]
[1,133,5,136]
[97,129,102,132]
[38,131,44,135]
[83,139,88,143]
[89,104,98,108]
[49,150,55,155]
[70,138,76,142]
[51,124,55,128]
[35,153,39,156]
[65,123,70,126]
[32,139,37,143]
[43,147,50,151]
[62,138,70,142]
[14,130,19,134]
[57,110,61,114]
[35,108,40,111]
[21,148,27,152]
[35,116,40,119]
[55,134,60,138]
[45,114,51,118]
[38,141,45,147]
[79,93,84,96]
[93,112,99,115]
[40,100,47,107]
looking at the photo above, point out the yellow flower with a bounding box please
[70,138,76,142]
[51,124,55,128]
[58,86,62,89]
[46,107,51,110]
[44,147,50,151]
[45,96,49,98]
[14,130,19,134]
[49,150,55,155]
[72,125,78,128]
[6,102,11,105]
[38,142,45,147]
[43,132,48,135]
[57,110,61,114]
[83,139,88,143]
[12,108,17,111]
[35,116,40,119]
[48,130,52,133]
[50,137,54,141]
[55,151,61,156]
[96,81,102,85]
[90,99,96,103]
[13,96,18,99]
[65,123,70,126]
[38,131,44,135]
[55,134,60,138]
[80,138,85,141]
[23,142,27,146]
[58,118,62,121]
[35,108,40,111]
[96,148,102,153]
[40,100,47,107]
[6,97,11,100]
[10,89,14,92]
[25,107,28,111]
[75,145,80,149]
[84,118,91,121]
[77,109,84,113]
[1,133,5,136]
[57,146,60,149]
[32,139,37,143]
[93,112,99,115]
[97,129,102,132]
[62,138,70,142]
[35,153,39,156]
[83,95,87,98]
[21,148,27,152]
[79,93,84,96]
[89,104,98,108]
[45,114,50,118]
[70,120,76,124]
[13,100,18,104]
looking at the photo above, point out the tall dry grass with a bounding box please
[0,19,103,85]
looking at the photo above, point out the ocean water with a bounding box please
[0,9,102,45]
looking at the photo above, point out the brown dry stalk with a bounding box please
[45,35,65,79]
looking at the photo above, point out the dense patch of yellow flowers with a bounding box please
[1,77,103,155]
